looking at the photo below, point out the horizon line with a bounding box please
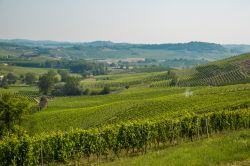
[1,38,250,45]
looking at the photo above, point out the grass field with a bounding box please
[0,65,50,75]
[102,129,250,166]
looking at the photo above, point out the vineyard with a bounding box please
[0,53,250,165]
[104,129,250,166]
[22,83,250,134]
[0,109,249,165]
[149,80,171,87]
[81,71,172,89]
[0,86,40,104]
[79,53,250,89]
[175,53,250,86]
[177,65,249,86]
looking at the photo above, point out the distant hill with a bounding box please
[0,39,227,51]
[1,39,243,61]
[0,39,75,48]
[133,42,226,51]
[1,39,250,65]
[223,44,250,54]
[177,53,250,86]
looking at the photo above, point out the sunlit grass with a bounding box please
[102,130,250,166]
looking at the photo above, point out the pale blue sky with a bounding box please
[0,0,250,44]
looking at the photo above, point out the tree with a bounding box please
[47,70,59,83]
[170,77,179,86]
[0,76,8,88]
[57,69,70,82]
[38,71,57,95]
[51,83,65,96]
[0,94,30,136]
[6,73,17,84]
[63,76,82,96]
[100,86,110,95]
[24,73,37,85]
[69,60,106,76]
[19,74,25,83]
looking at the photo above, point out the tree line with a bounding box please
[4,60,106,76]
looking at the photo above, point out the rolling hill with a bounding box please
[176,53,250,86]
[1,50,250,166]
[0,40,244,61]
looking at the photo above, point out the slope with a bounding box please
[176,53,250,86]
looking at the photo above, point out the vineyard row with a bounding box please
[0,109,249,165]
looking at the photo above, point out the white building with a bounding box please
[0,75,4,81]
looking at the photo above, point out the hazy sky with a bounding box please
[0,0,250,44]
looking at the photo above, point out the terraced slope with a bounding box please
[177,53,250,86]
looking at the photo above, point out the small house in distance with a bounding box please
[0,75,4,81]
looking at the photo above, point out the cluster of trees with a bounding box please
[0,73,17,88]
[0,69,110,96]
[38,70,59,95]
[37,70,84,96]
[52,76,82,96]
[38,70,110,96]
[22,73,37,84]
[8,60,107,77]
[0,72,38,88]
[69,60,106,76]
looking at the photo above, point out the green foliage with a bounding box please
[51,76,82,96]
[38,71,58,95]
[24,73,37,85]
[69,60,106,76]
[0,77,8,88]
[6,73,17,85]
[104,130,250,166]
[100,86,111,95]
[0,73,18,88]
[0,109,249,165]
[63,76,82,96]
[0,65,49,77]
[0,94,30,136]
[177,53,250,86]
[57,69,70,82]
[22,84,250,134]
[82,71,172,89]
